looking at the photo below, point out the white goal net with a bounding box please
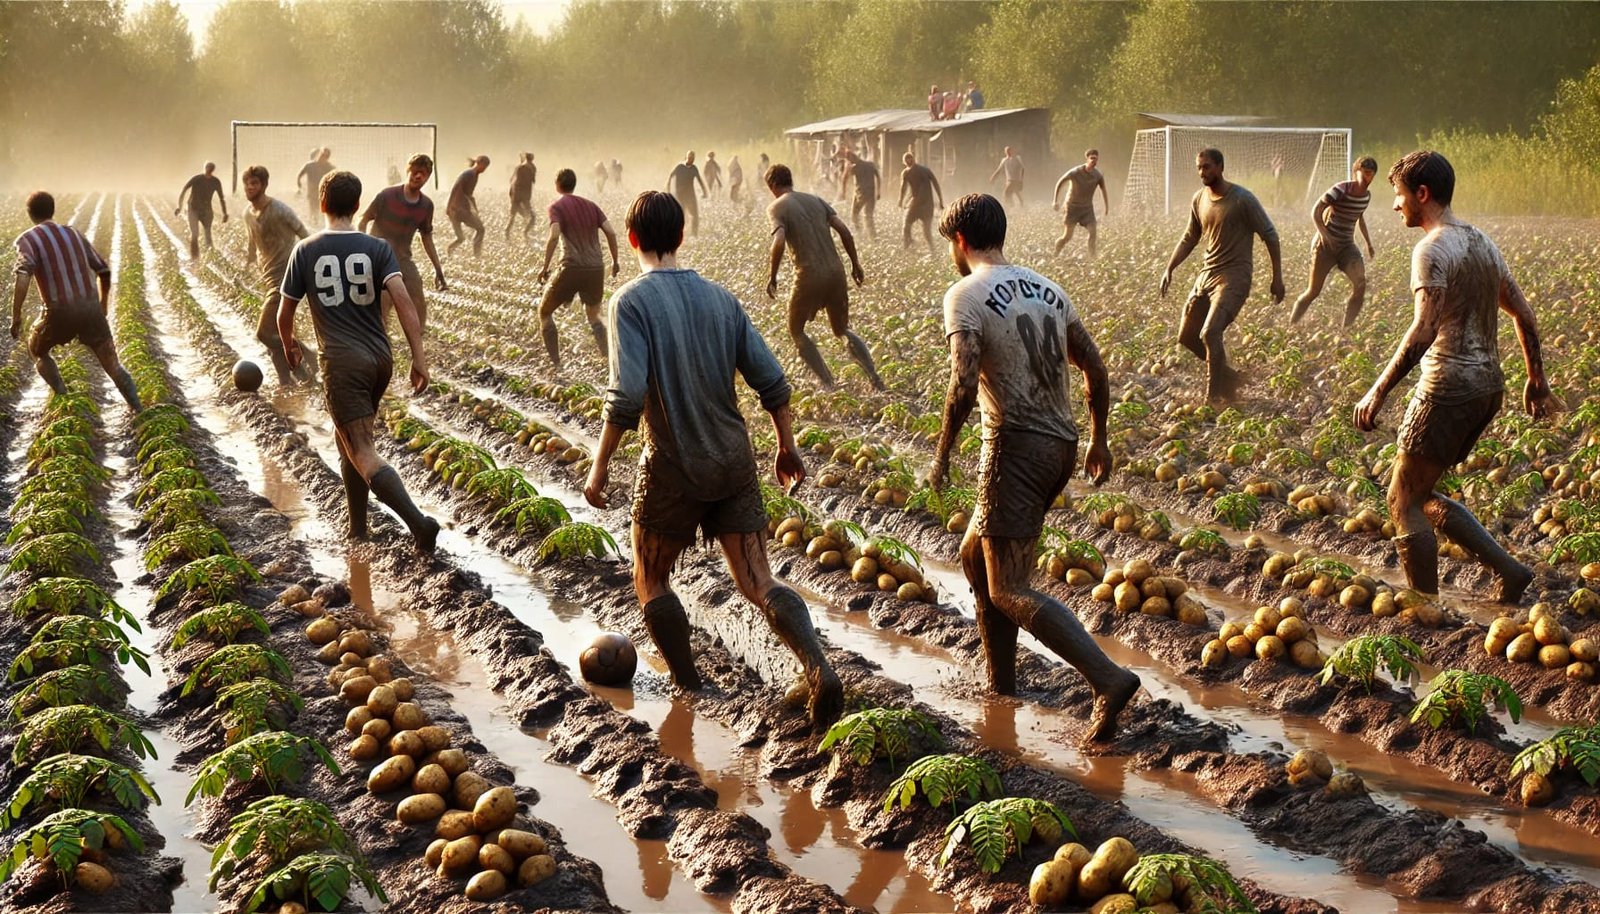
[231,121,437,208]
[1124,126,1351,215]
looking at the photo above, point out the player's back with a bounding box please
[903,165,935,205]
[282,230,399,362]
[768,191,841,275]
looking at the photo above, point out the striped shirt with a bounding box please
[15,221,109,306]
[1320,180,1370,247]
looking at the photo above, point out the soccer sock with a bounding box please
[541,318,562,368]
[35,356,67,396]
[762,587,841,725]
[794,336,835,389]
[1426,496,1531,602]
[340,457,369,539]
[641,593,702,689]
[843,331,885,390]
[367,466,438,552]
[109,366,143,412]
[1392,530,1439,596]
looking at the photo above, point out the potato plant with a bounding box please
[1,754,159,830]
[1411,670,1523,734]
[939,797,1074,874]
[819,707,943,768]
[881,753,1003,814]
[13,705,157,765]
[211,797,360,890]
[188,731,341,803]
[0,809,143,890]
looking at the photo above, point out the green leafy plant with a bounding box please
[6,532,100,577]
[1411,669,1522,733]
[1551,531,1600,565]
[1178,527,1229,554]
[187,731,340,803]
[534,521,620,562]
[156,554,262,602]
[493,495,572,536]
[139,447,197,476]
[760,480,815,525]
[1040,528,1106,567]
[1,754,159,830]
[183,644,292,696]
[938,797,1074,874]
[145,523,233,570]
[211,797,358,889]
[1125,853,1258,913]
[214,680,306,743]
[13,705,157,765]
[466,466,538,504]
[869,534,923,571]
[11,616,150,680]
[882,754,1003,813]
[0,809,143,887]
[1318,635,1426,691]
[133,403,190,439]
[26,434,95,465]
[5,508,86,544]
[1510,724,1600,786]
[904,483,975,524]
[1298,557,1356,581]
[140,487,221,527]
[7,665,127,721]
[7,491,98,527]
[246,852,387,912]
[819,707,943,768]
[135,467,212,507]
[8,577,137,628]
[31,454,111,485]
[1212,492,1261,530]
[1077,492,1131,516]
[173,602,271,648]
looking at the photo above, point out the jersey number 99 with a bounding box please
[312,253,376,308]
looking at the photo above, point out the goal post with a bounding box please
[1124,126,1351,215]
[231,121,439,198]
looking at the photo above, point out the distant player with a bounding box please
[1052,149,1108,257]
[840,151,881,241]
[1291,156,1379,327]
[610,159,623,189]
[536,168,620,373]
[1160,147,1283,404]
[297,147,334,218]
[279,170,439,552]
[666,152,707,236]
[446,155,490,257]
[757,153,770,181]
[1355,150,1549,604]
[593,160,609,194]
[728,155,745,205]
[506,152,537,241]
[898,152,944,251]
[175,161,227,259]
[765,164,884,391]
[359,153,448,329]
[242,164,316,385]
[10,191,142,411]
[704,151,723,195]
[989,146,1024,209]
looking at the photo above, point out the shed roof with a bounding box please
[785,107,1045,138]
[1136,113,1279,128]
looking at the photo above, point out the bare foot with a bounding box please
[1088,672,1140,742]
[1494,564,1534,605]
[414,517,441,555]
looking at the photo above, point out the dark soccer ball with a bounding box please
[579,632,637,687]
[232,360,264,393]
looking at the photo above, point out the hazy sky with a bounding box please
[128,0,573,48]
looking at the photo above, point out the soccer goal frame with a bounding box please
[231,121,439,194]
[1124,126,1352,215]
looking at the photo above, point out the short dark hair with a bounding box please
[1085,148,1099,158]
[764,164,793,190]
[26,191,54,222]
[320,170,362,218]
[939,193,1006,250]
[407,153,433,174]
[555,168,577,193]
[1356,155,1378,174]
[1388,150,1454,206]
[626,191,683,256]
[1198,147,1223,168]
[243,165,270,186]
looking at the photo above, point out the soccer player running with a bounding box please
[583,190,843,728]
[1052,149,1109,257]
[242,164,317,385]
[446,155,490,258]
[840,151,881,241]
[1354,150,1549,603]
[536,168,620,373]
[728,156,745,206]
[175,161,228,259]
[506,152,537,241]
[592,161,609,194]
[926,194,1139,741]
[278,171,440,553]
[989,146,1025,209]
[359,153,448,329]
[1160,148,1284,404]
[703,151,724,196]
[898,152,944,251]
[10,192,142,412]
[765,164,885,392]
[1291,156,1379,328]
[666,151,708,237]
[297,147,335,218]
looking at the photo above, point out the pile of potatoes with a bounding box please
[1260,553,1447,628]
[1533,499,1595,540]
[863,477,912,511]
[1090,501,1172,543]
[1484,604,1598,683]
[1088,559,1211,629]
[517,427,590,467]
[1284,749,1366,796]
[775,518,930,603]
[1199,598,1325,670]
[1174,468,1231,498]
[1028,836,1194,912]
[1039,548,1106,587]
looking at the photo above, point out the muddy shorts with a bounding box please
[395,255,426,318]
[30,298,112,353]
[1065,203,1096,227]
[541,265,606,313]
[1180,272,1251,342]
[1398,390,1503,467]
[974,429,1078,539]
[632,457,765,543]
[511,198,533,219]
[852,192,876,219]
[789,269,850,336]
[1312,237,1363,274]
[1004,180,1024,198]
[449,209,483,235]
[676,193,699,218]
[324,349,393,427]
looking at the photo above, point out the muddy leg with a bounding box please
[1086,222,1097,259]
[1341,256,1368,328]
[632,522,702,690]
[338,453,369,539]
[29,333,68,396]
[1389,452,1443,595]
[585,301,607,361]
[255,294,296,384]
[961,527,1017,694]
[1054,223,1073,255]
[1424,494,1531,603]
[839,330,885,391]
[338,416,438,553]
[88,339,142,412]
[788,307,835,389]
[1177,293,1207,361]
[1200,300,1239,403]
[538,287,565,371]
[1291,249,1332,323]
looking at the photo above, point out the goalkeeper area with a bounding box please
[1124,118,1351,215]
[231,121,437,196]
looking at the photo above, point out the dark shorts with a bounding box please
[1182,273,1251,335]
[1065,204,1096,227]
[511,198,533,218]
[31,298,112,353]
[974,429,1077,539]
[905,203,934,224]
[541,265,606,313]
[324,350,393,426]
[633,457,765,543]
[396,255,425,315]
[1312,237,1363,274]
[789,270,850,336]
[676,193,699,217]
[450,209,483,234]
[1398,390,1503,466]
[852,193,876,217]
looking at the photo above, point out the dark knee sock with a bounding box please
[794,337,835,388]
[36,358,68,396]
[842,331,885,390]
[541,319,561,368]
[1393,530,1439,595]
[1026,599,1128,695]
[109,366,143,412]
[341,457,369,538]
[763,587,841,723]
[642,593,701,689]
[367,465,437,550]
[1428,496,1529,585]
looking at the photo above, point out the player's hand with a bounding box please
[537,268,550,284]
[8,319,20,341]
[1526,376,1553,420]
[1270,276,1286,304]
[172,208,180,216]
[924,458,949,492]
[1052,201,1060,212]
[1084,438,1113,485]
[222,214,229,224]
[851,263,865,286]
[409,361,430,394]
[434,268,448,292]
[775,444,806,492]
[583,461,610,509]
[1366,245,1376,260]
[1159,268,1173,297]
[766,277,778,299]
[1353,387,1385,432]
[611,262,620,278]
[283,338,302,370]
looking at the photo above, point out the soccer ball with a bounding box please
[232,360,264,393]
[579,632,637,687]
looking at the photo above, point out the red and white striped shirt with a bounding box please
[14,221,109,306]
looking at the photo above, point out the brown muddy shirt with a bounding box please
[1411,219,1509,406]
[447,168,479,217]
[182,174,225,216]
[1181,184,1278,281]
[1061,165,1104,207]
[361,186,434,259]
[768,191,844,278]
[1320,180,1370,247]
[944,263,1081,444]
[603,269,792,499]
[510,163,536,202]
[245,198,308,290]
[901,164,938,213]
[847,161,880,198]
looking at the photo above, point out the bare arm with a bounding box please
[1053,173,1070,209]
[696,173,707,196]
[1098,177,1109,215]
[931,175,944,209]
[10,273,27,337]
[600,218,620,277]
[386,274,429,392]
[1500,273,1551,418]
[1358,213,1374,257]
[1161,215,1200,296]
[584,421,627,508]
[175,180,190,214]
[97,273,111,314]
[1311,199,1333,245]
[420,232,445,288]
[1263,229,1284,302]
[538,219,561,282]
[929,330,980,486]
[276,295,301,367]
[1065,320,1112,483]
[215,185,228,220]
[988,162,1004,183]
[1354,287,1442,430]
[767,402,805,491]
[828,213,864,285]
[766,226,786,298]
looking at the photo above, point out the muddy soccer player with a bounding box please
[446,154,490,257]
[989,145,1026,210]
[840,150,881,241]
[242,164,317,385]
[10,191,143,412]
[536,168,620,373]
[764,164,886,392]
[359,153,448,329]
[703,151,724,196]
[175,161,228,259]
[296,147,335,218]
[278,170,440,553]
[506,152,538,240]
[666,151,707,236]
[926,193,1140,742]
[1052,149,1108,258]
[1160,147,1284,404]
[1291,155,1379,328]
[1354,150,1550,603]
[583,190,843,728]
[898,152,944,251]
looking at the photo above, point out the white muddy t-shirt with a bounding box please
[1411,219,1509,406]
[943,262,1080,443]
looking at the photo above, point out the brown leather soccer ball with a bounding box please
[579,632,637,686]
[232,359,264,393]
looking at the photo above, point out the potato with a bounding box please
[1568,661,1597,683]
[1325,772,1366,797]
[454,771,491,810]
[389,677,415,701]
[75,861,114,893]
[1139,596,1172,617]
[345,706,374,734]
[473,786,518,832]
[1066,567,1095,587]
[279,583,311,605]
[1507,632,1540,663]
[366,656,395,683]
[480,843,517,876]
[367,754,415,793]
[1569,638,1598,663]
[361,718,393,742]
[413,763,452,795]
[1339,585,1370,609]
[397,793,447,823]
[306,617,340,645]
[366,684,398,717]
[1252,607,1281,631]
[1540,644,1573,669]
[818,550,844,570]
[1162,577,1188,598]
[441,835,482,874]
[1140,577,1168,600]
[425,838,448,867]
[280,904,308,914]
[339,675,378,703]
[1371,591,1398,618]
[1123,559,1155,585]
[1278,596,1303,617]
[316,640,344,664]
[1092,582,1116,602]
[1114,581,1142,612]
[1287,749,1333,783]
[494,828,548,860]
[1488,617,1522,641]
[1089,892,1139,913]
[388,730,425,758]
[339,629,373,657]
[1262,553,1295,578]
[416,726,452,752]
[1534,616,1568,647]
[776,517,806,540]
[1077,836,1138,901]
[1054,842,1093,868]
[1290,640,1323,670]
[1242,622,1267,643]
[427,748,470,778]
[1485,630,1514,658]
[1225,635,1254,659]
[896,582,924,602]
[1103,568,1125,586]
[348,734,382,761]
[1200,639,1228,668]
[1521,772,1556,807]
[1255,636,1287,662]
[1029,859,1074,905]
[851,556,878,583]
[1276,617,1309,644]
[518,854,558,887]
[1218,622,1245,642]
[435,810,476,840]
[392,702,429,732]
